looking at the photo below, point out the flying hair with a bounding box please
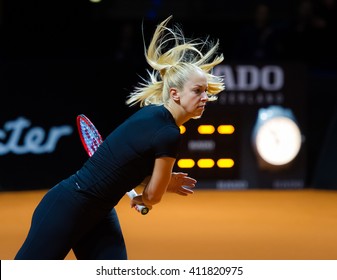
[126,15,225,107]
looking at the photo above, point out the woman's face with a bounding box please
[178,69,209,119]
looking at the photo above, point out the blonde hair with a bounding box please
[126,15,225,107]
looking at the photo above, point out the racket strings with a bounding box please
[79,120,103,157]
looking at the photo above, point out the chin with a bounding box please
[192,114,202,120]
[190,108,205,119]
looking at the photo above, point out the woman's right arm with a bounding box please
[141,157,176,206]
[130,157,174,211]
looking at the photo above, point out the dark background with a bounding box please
[1,0,336,190]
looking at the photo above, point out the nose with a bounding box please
[201,92,209,101]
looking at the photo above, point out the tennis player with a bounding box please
[15,15,225,260]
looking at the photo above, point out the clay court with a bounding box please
[1,188,337,260]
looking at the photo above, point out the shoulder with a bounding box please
[137,105,175,123]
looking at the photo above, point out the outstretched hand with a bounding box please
[166,172,197,196]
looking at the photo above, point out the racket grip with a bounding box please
[127,189,150,215]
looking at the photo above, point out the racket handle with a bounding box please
[127,189,150,215]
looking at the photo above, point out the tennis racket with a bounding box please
[76,114,150,215]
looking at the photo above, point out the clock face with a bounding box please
[255,117,302,165]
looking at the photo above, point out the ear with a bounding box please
[170,88,180,101]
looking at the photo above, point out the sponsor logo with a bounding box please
[214,65,285,105]
[214,65,284,91]
[0,116,73,155]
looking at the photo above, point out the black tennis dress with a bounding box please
[15,105,181,260]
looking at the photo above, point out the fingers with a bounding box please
[173,173,197,188]
[170,172,197,196]
[182,179,196,190]
[176,186,194,196]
